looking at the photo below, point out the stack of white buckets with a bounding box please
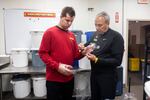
[10,31,46,99]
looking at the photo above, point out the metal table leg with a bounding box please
[0,74,3,100]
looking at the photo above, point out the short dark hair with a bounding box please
[61,6,75,17]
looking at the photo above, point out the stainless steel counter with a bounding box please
[0,64,90,74]
[0,57,10,68]
[0,65,46,74]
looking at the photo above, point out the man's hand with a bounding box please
[78,43,95,56]
[78,43,85,52]
[58,63,73,76]
[86,53,98,63]
[81,44,95,56]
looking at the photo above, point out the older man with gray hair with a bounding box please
[85,11,124,100]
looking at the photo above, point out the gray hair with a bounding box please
[96,11,110,24]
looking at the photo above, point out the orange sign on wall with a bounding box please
[24,12,56,18]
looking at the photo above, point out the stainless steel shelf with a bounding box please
[0,63,91,100]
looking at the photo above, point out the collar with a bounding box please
[98,28,110,36]
[56,25,68,32]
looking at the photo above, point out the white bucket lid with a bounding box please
[30,48,39,51]
[11,48,29,52]
[32,76,46,81]
[0,55,10,57]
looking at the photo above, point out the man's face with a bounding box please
[60,13,74,30]
[95,16,109,33]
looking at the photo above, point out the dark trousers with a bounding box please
[90,72,117,100]
[46,79,74,100]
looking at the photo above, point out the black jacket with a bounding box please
[85,28,124,73]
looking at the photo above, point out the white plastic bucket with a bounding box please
[11,48,29,67]
[30,31,44,48]
[79,57,91,69]
[74,71,91,95]
[11,76,31,98]
[32,76,46,97]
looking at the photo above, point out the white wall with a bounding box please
[87,0,123,33]
[0,0,89,54]
[0,9,5,54]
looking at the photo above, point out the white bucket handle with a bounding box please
[10,55,13,65]
[10,80,15,85]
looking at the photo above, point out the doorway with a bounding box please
[128,21,150,86]
[125,20,150,100]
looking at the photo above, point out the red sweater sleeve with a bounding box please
[38,30,59,70]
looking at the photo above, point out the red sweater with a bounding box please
[39,26,81,82]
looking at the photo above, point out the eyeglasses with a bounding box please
[95,23,106,28]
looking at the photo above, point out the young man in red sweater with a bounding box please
[39,6,82,100]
